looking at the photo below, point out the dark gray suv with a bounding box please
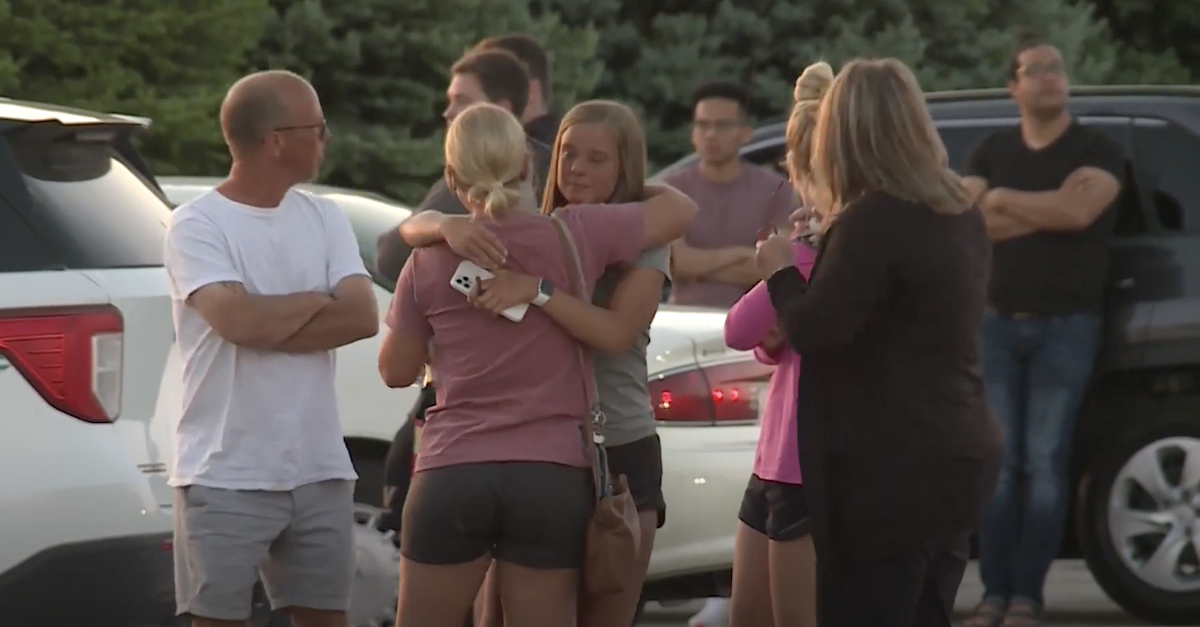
[655,85,1200,625]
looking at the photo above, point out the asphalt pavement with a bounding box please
[638,560,1156,627]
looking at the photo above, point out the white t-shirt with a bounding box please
[164,189,368,490]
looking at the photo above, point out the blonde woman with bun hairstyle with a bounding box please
[753,58,1003,627]
[718,61,831,627]
[402,99,693,627]
[378,102,696,627]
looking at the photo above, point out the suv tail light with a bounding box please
[648,360,774,423]
[0,305,123,423]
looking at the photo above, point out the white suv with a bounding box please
[0,99,177,624]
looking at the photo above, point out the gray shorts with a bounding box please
[173,480,356,620]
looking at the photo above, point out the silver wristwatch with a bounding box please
[532,278,554,307]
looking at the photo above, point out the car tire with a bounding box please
[1077,407,1200,625]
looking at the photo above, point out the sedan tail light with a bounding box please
[648,360,774,423]
[0,305,124,423]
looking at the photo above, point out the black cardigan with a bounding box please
[766,191,1003,568]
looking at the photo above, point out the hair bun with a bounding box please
[794,61,834,104]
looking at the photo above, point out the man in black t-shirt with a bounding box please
[958,36,1126,627]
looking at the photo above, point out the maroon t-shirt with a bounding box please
[387,203,646,472]
[662,163,797,308]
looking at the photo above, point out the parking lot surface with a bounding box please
[638,560,1155,626]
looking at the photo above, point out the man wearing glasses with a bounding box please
[662,81,797,309]
[165,70,378,627]
[959,35,1126,627]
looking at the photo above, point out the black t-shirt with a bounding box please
[964,122,1126,315]
[524,111,562,148]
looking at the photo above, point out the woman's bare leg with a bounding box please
[577,510,657,627]
[473,561,503,627]
[768,535,817,627]
[396,555,492,627]
[729,522,773,627]
[495,561,579,627]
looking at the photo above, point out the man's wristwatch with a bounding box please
[532,278,555,307]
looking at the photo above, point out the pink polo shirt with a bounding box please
[387,203,646,472]
[723,241,817,485]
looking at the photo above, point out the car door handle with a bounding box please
[1114,277,1135,289]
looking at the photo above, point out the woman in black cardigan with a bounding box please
[755,58,1004,627]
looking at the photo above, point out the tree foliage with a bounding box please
[0,0,271,175]
[0,0,1193,202]
[250,0,601,203]
[562,0,1193,169]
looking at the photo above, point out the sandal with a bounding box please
[958,600,1005,627]
[1000,603,1043,627]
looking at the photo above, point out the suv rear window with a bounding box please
[0,122,169,272]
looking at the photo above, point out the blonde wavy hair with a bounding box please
[809,58,970,219]
[541,100,648,214]
[444,102,528,218]
[785,61,835,202]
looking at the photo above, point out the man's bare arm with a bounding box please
[187,282,331,349]
[670,240,760,286]
[984,208,1038,241]
[986,167,1121,231]
[275,275,380,353]
[962,176,989,205]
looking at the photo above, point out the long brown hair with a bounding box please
[540,100,648,214]
[809,58,970,218]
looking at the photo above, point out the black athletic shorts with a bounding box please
[738,473,811,542]
[401,461,592,569]
[378,384,436,534]
[606,434,667,529]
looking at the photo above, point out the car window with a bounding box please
[322,193,411,290]
[740,140,787,176]
[1133,120,1200,233]
[0,123,169,271]
[937,124,1015,174]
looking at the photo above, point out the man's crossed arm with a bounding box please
[188,275,379,353]
[670,239,761,286]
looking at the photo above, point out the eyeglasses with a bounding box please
[1018,63,1066,79]
[275,121,329,141]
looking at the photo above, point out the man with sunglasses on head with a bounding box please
[662,80,797,310]
[958,34,1125,627]
[165,70,379,627]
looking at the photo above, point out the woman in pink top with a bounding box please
[721,62,833,627]
[376,103,695,627]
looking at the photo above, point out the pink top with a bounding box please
[387,203,646,472]
[723,241,817,485]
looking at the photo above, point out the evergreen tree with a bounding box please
[554,0,1192,170]
[0,0,271,175]
[251,0,602,204]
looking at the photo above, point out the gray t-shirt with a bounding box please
[591,246,672,447]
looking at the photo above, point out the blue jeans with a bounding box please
[977,310,1102,607]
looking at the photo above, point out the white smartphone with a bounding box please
[449,259,528,323]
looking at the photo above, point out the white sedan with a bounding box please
[641,307,765,605]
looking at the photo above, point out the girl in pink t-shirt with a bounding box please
[717,61,834,627]
[376,103,696,627]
